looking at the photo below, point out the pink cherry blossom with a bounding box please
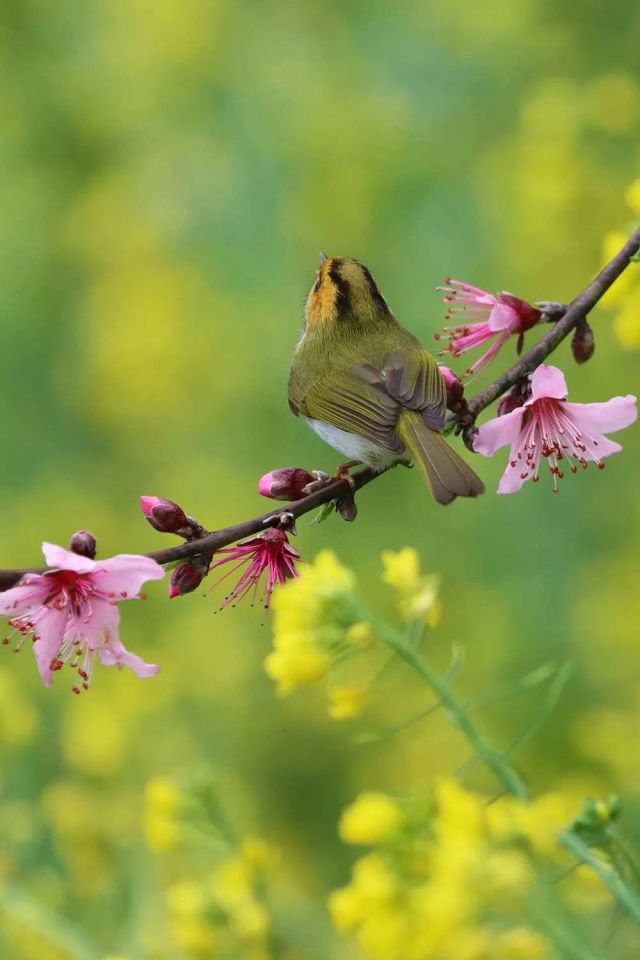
[210,528,300,612]
[435,279,541,378]
[474,364,638,493]
[0,543,165,692]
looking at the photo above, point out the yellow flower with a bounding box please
[144,776,181,851]
[339,792,404,845]
[346,621,373,649]
[328,884,366,931]
[266,550,360,695]
[381,549,441,621]
[381,547,420,589]
[263,644,330,696]
[240,836,280,873]
[357,904,407,960]
[625,177,640,215]
[328,686,368,720]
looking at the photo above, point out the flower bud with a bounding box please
[258,468,317,501]
[438,365,465,407]
[168,558,209,598]
[499,293,542,331]
[140,496,191,535]
[336,497,358,522]
[69,530,97,559]
[571,319,595,364]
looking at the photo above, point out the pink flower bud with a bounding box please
[69,530,97,559]
[140,496,190,535]
[571,319,595,365]
[168,558,209,598]
[258,468,317,501]
[438,365,465,406]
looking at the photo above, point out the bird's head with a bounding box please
[304,255,393,330]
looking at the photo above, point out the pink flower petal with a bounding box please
[497,463,528,494]
[76,597,120,651]
[474,407,526,456]
[99,643,160,678]
[42,542,97,573]
[488,302,519,332]
[93,554,165,598]
[0,576,50,617]
[32,606,68,687]
[562,396,638,435]
[528,365,568,403]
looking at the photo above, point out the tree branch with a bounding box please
[464,225,640,420]
[0,224,638,591]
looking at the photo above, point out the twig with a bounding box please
[464,225,640,421]
[0,225,638,590]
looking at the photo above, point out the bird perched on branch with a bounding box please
[288,255,484,505]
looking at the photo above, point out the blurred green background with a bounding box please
[0,1,639,957]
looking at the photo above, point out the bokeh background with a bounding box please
[0,1,639,957]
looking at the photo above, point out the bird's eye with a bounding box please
[313,272,321,293]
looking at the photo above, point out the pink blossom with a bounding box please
[436,279,541,378]
[474,365,638,493]
[210,528,300,612]
[0,543,165,692]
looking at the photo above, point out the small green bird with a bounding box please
[288,255,484,505]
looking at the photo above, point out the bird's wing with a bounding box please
[300,350,445,452]
[357,350,447,430]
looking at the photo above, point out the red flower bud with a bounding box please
[140,496,191,535]
[571,319,595,365]
[69,530,97,559]
[438,365,465,406]
[258,468,317,501]
[169,558,209,598]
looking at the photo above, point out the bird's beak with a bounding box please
[318,252,329,267]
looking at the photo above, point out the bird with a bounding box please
[287,255,485,505]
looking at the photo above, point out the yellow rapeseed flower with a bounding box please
[381,549,441,622]
[339,792,404,845]
[328,685,368,720]
[144,776,181,851]
[346,621,373,649]
[263,644,330,696]
[266,550,360,696]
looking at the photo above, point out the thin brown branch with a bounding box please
[0,467,386,591]
[464,225,640,421]
[0,224,638,591]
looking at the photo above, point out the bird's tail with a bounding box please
[398,411,485,505]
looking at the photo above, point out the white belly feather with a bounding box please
[305,418,400,471]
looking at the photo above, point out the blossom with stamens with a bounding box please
[210,528,300,612]
[435,279,541,378]
[0,543,164,691]
[474,365,637,493]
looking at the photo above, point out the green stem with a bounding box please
[560,829,640,926]
[379,625,529,799]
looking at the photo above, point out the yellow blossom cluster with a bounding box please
[264,548,441,719]
[381,548,442,624]
[601,179,640,347]
[167,837,278,959]
[265,549,367,698]
[329,779,611,960]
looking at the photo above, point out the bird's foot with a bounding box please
[334,460,360,489]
